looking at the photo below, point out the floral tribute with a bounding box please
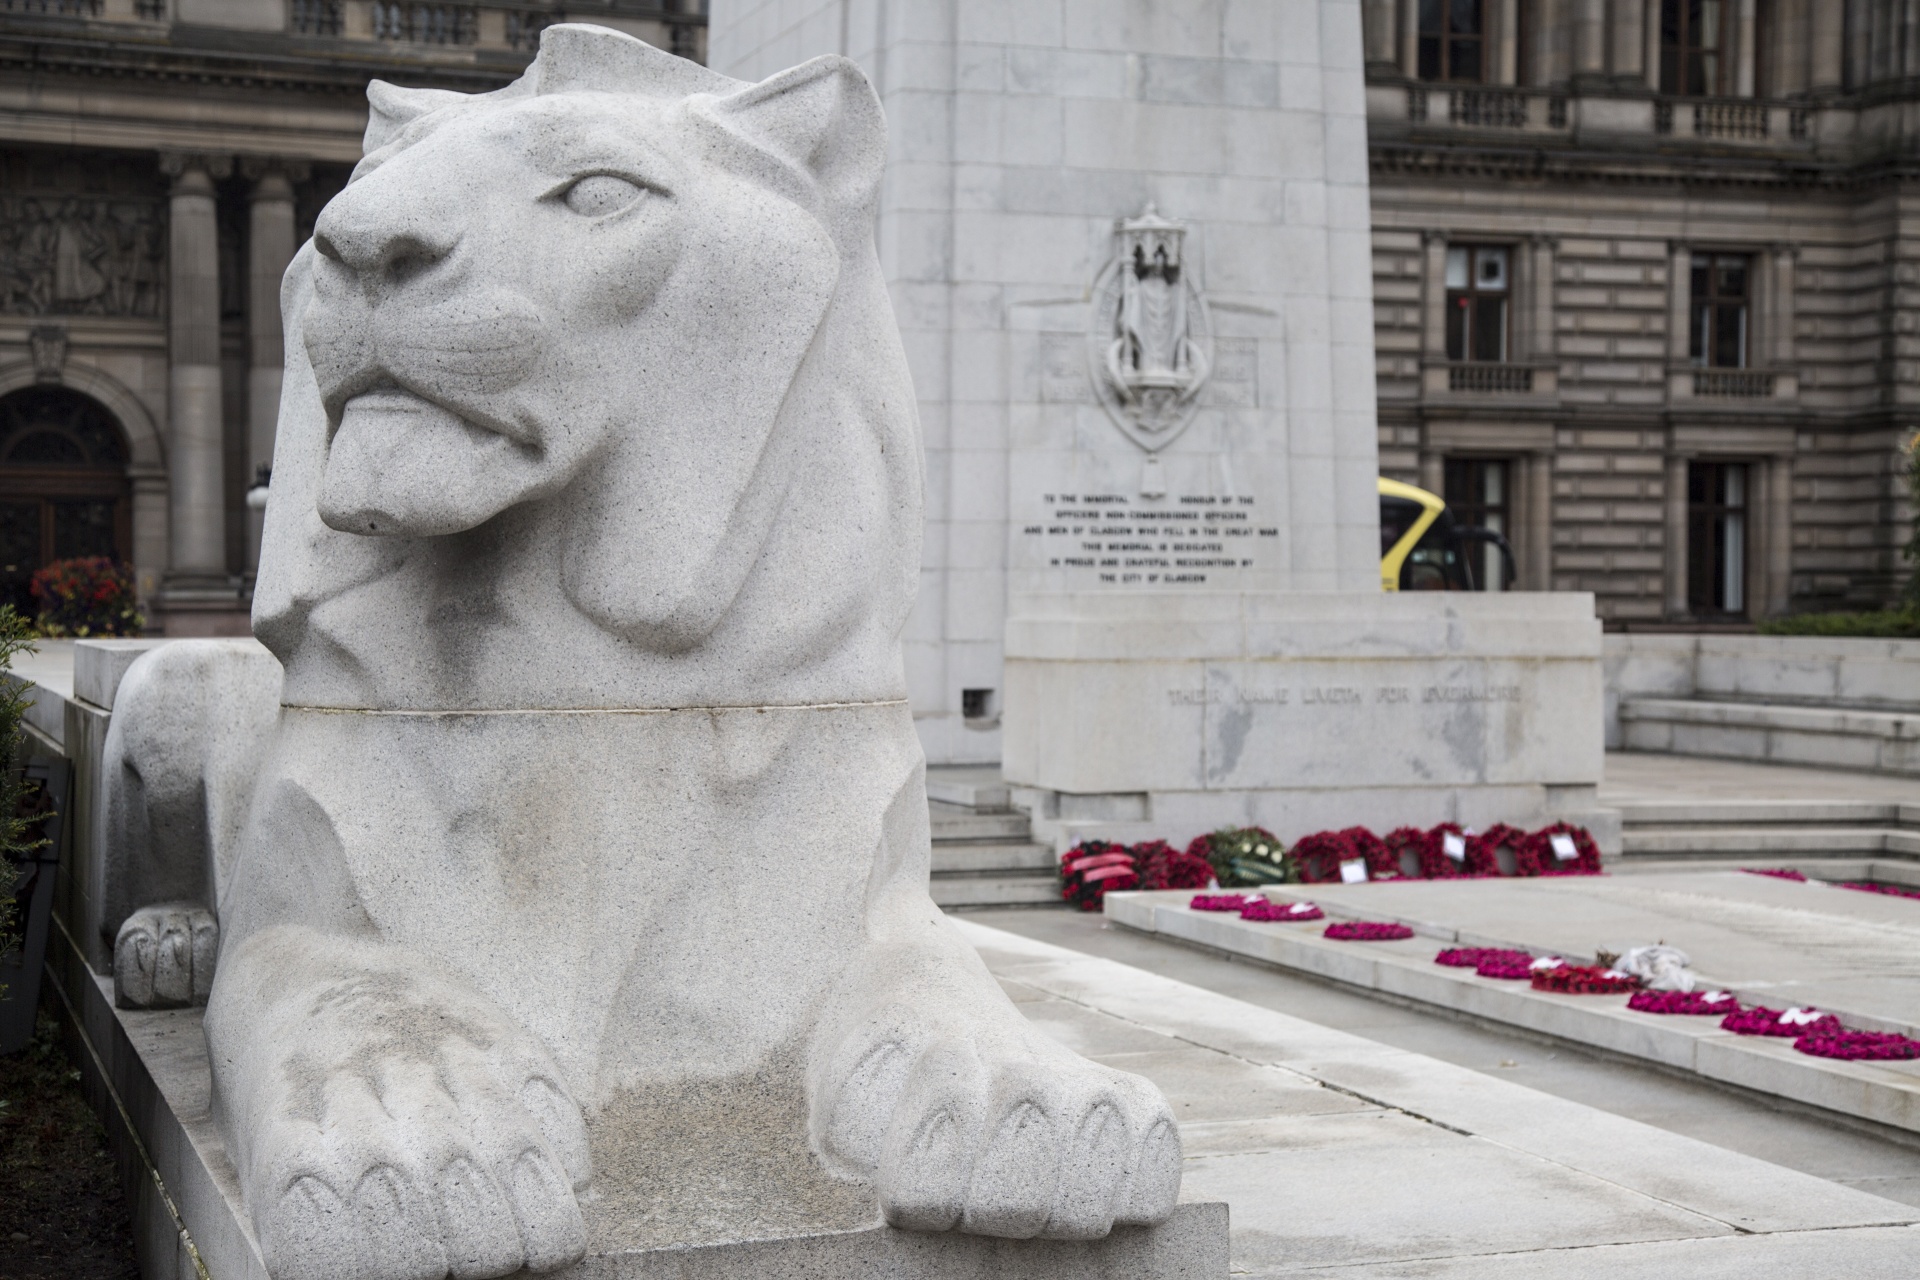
[1837,880,1920,902]
[1188,827,1292,887]
[1323,921,1414,941]
[1792,1030,1920,1061]
[1061,838,1212,910]
[1719,1006,1843,1038]
[1292,827,1400,883]
[1434,946,1530,968]
[1744,867,1808,882]
[1465,823,1528,877]
[1060,840,1138,911]
[1474,953,1539,980]
[1133,840,1214,892]
[1628,990,1739,1015]
[1189,893,1253,913]
[1242,899,1323,923]
[1530,963,1638,995]
[29,556,143,637]
[1385,825,1459,879]
[1516,822,1604,876]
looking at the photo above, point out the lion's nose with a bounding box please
[313,186,457,280]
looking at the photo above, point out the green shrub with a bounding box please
[1757,605,1920,638]
[0,606,42,1000]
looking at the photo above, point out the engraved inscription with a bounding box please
[1027,490,1279,587]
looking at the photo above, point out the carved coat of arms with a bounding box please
[1089,205,1213,454]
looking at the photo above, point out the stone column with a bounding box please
[1401,0,1420,79]
[1644,0,1663,89]
[1529,235,1558,360]
[1422,229,1449,361]
[1573,0,1607,78]
[1664,453,1690,617]
[1524,452,1554,590]
[1363,0,1398,73]
[1667,240,1691,367]
[1770,244,1797,367]
[161,152,233,596]
[1810,0,1845,90]
[1734,0,1758,95]
[1496,0,1519,84]
[1610,0,1643,81]
[1762,454,1793,615]
[243,160,303,573]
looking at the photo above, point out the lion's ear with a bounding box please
[364,81,467,154]
[704,56,885,212]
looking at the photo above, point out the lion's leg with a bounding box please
[805,899,1180,1240]
[207,926,591,1280]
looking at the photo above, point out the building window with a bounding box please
[1661,0,1727,97]
[1687,462,1747,616]
[1690,253,1749,368]
[1418,0,1484,83]
[1444,458,1510,592]
[1445,245,1509,362]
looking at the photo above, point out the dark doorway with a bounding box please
[0,387,131,617]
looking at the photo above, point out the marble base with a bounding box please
[1003,590,1610,850]
[44,923,1227,1280]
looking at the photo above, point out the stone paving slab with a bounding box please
[1102,887,1920,1136]
[960,919,1920,1276]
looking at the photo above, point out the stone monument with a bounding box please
[711,1,1608,850]
[160,26,1194,1278]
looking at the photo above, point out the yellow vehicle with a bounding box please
[1378,477,1515,592]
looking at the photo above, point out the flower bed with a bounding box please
[1628,990,1739,1015]
[1323,921,1414,941]
[1242,899,1322,922]
[1530,963,1638,995]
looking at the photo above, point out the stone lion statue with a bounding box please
[203,25,1179,1278]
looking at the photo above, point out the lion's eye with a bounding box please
[562,175,646,218]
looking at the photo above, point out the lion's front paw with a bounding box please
[113,903,217,1009]
[828,1029,1181,1241]
[214,941,593,1280]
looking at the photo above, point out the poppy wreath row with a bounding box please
[1291,821,1602,884]
[1059,838,1213,911]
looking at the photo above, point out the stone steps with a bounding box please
[927,789,1061,910]
[1619,696,1920,776]
[1621,824,1920,860]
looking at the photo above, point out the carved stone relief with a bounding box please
[0,197,167,319]
[1088,205,1213,452]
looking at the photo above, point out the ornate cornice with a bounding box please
[0,29,531,96]
[1367,133,1920,194]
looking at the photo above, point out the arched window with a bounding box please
[0,387,132,616]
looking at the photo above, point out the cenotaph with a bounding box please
[85,25,1224,1280]
[710,1,1607,849]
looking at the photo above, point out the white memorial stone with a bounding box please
[711,0,1608,845]
[209,27,1180,1279]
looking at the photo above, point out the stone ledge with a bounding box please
[44,920,1224,1280]
[1104,891,1920,1137]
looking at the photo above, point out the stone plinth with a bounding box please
[1003,590,1609,848]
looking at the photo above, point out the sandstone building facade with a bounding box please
[1364,0,1918,624]
[0,0,703,632]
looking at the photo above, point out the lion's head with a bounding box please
[257,27,922,708]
